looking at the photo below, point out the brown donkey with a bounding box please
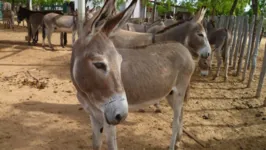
[72,0,196,149]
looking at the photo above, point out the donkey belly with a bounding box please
[55,27,73,32]
[128,97,164,110]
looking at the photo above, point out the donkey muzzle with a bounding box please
[104,94,128,125]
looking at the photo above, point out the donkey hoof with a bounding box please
[138,109,145,113]
[155,109,162,113]
[212,76,217,80]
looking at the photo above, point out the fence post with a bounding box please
[228,16,235,33]
[221,16,226,28]
[233,16,244,70]
[218,15,223,28]
[225,16,230,29]
[247,16,264,88]
[242,15,255,81]
[236,16,249,76]
[230,16,239,66]
[256,43,266,97]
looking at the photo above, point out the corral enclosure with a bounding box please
[0,22,266,150]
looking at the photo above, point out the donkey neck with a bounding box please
[22,8,33,19]
[154,22,190,45]
[206,23,216,37]
[154,22,199,58]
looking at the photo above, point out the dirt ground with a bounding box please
[0,24,266,150]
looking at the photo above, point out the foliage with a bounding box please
[4,0,66,5]
[156,0,175,15]
[91,0,102,7]
[180,0,249,15]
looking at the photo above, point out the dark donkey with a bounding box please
[17,7,68,47]
[204,19,232,81]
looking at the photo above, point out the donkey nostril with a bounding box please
[115,114,122,122]
[207,52,210,57]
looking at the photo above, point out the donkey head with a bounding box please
[198,56,212,76]
[71,0,137,125]
[184,6,211,59]
[17,6,28,24]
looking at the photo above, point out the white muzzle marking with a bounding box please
[103,93,128,125]
[200,70,209,76]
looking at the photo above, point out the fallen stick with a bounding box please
[26,70,38,81]
[183,127,206,148]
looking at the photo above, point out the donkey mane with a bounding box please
[121,41,179,49]
[156,18,192,34]
[19,6,63,15]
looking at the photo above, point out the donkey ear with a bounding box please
[90,0,115,34]
[192,6,206,23]
[101,0,137,36]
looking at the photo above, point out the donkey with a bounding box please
[205,19,232,80]
[122,19,165,33]
[2,10,15,30]
[42,12,78,50]
[2,2,14,29]
[164,18,177,26]
[108,8,211,112]
[146,21,166,34]
[16,7,67,46]
[110,17,211,61]
[73,1,206,149]
[2,2,11,11]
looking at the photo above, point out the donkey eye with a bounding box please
[93,62,107,71]
[198,33,204,37]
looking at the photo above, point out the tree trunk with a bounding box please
[248,0,259,69]
[229,0,238,15]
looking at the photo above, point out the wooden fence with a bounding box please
[212,15,265,97]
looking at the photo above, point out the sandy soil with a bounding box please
[0,24,266,150]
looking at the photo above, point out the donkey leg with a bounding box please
[42,25,46,47]
[64,32,67,46]
[47,29,54,50]
[60,32,64,48]
[72,31,76,46]
[90,115,103,150]
[27,22,32,45]
[167,74,191,150]
[77,92,103,150]
[104,121,118,150]
[213,49,222,80]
